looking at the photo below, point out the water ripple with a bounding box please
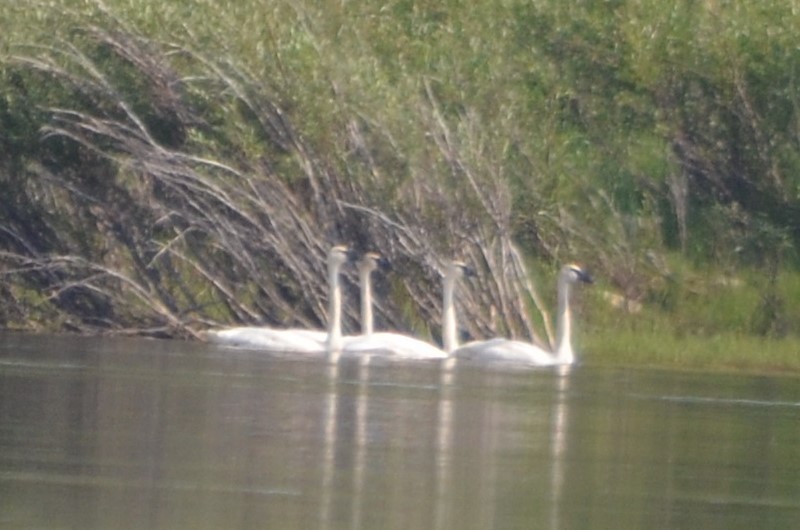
[631,393,800,409]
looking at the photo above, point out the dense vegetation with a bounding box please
[2,1,799,371]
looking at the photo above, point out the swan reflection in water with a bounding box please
[312,355,574,530]
[206,252,583,527]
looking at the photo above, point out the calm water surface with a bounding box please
[1,333,799,529]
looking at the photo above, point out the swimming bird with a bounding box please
[343,253,448,359]
[447,264,593,366]
[355,251,391,336]
[441,260,476,355]
[204,245,356,353]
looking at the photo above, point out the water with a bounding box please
[1,333,799,529]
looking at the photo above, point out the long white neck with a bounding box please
[359,267,374,336]
[554,277,574,364]
[442,272,459,353]
[326,261,344,352]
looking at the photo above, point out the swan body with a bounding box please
[452,337,560,365]
[344,332,447,359]
[448,264,592,366]
[204,245,355,353]
[342,252,448,359]
[205,326,326,352]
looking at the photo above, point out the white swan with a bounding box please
[343,253,448,359]
[204,245,355,353]
[447,264,592,366]
[441,260,475,355]
[356,251,390,336]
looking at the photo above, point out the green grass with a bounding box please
[583,328,800,376]
[579,265,800,375]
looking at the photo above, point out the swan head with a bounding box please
[358,251,391,274]
[328,244,357,268]
[561,263,593,285]
[444,260,477,280]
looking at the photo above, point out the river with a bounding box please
[1,333,799,529]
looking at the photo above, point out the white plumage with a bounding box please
[204,245,355,353]
[343,253,447,360]
[448,264,592,366]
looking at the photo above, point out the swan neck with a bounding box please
[359,268,374,336]
[555,278,574,363]
[443,273,458,353]
[326,261,343,351]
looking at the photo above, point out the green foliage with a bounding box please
[583,261,800,372]
[584,326,800,375]
[1,0,800,368]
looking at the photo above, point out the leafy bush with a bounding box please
[1,1,799,350]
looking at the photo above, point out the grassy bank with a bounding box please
[584,329,800,375]
[580,263,800,374]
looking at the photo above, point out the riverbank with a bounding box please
[583,329,800,376]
